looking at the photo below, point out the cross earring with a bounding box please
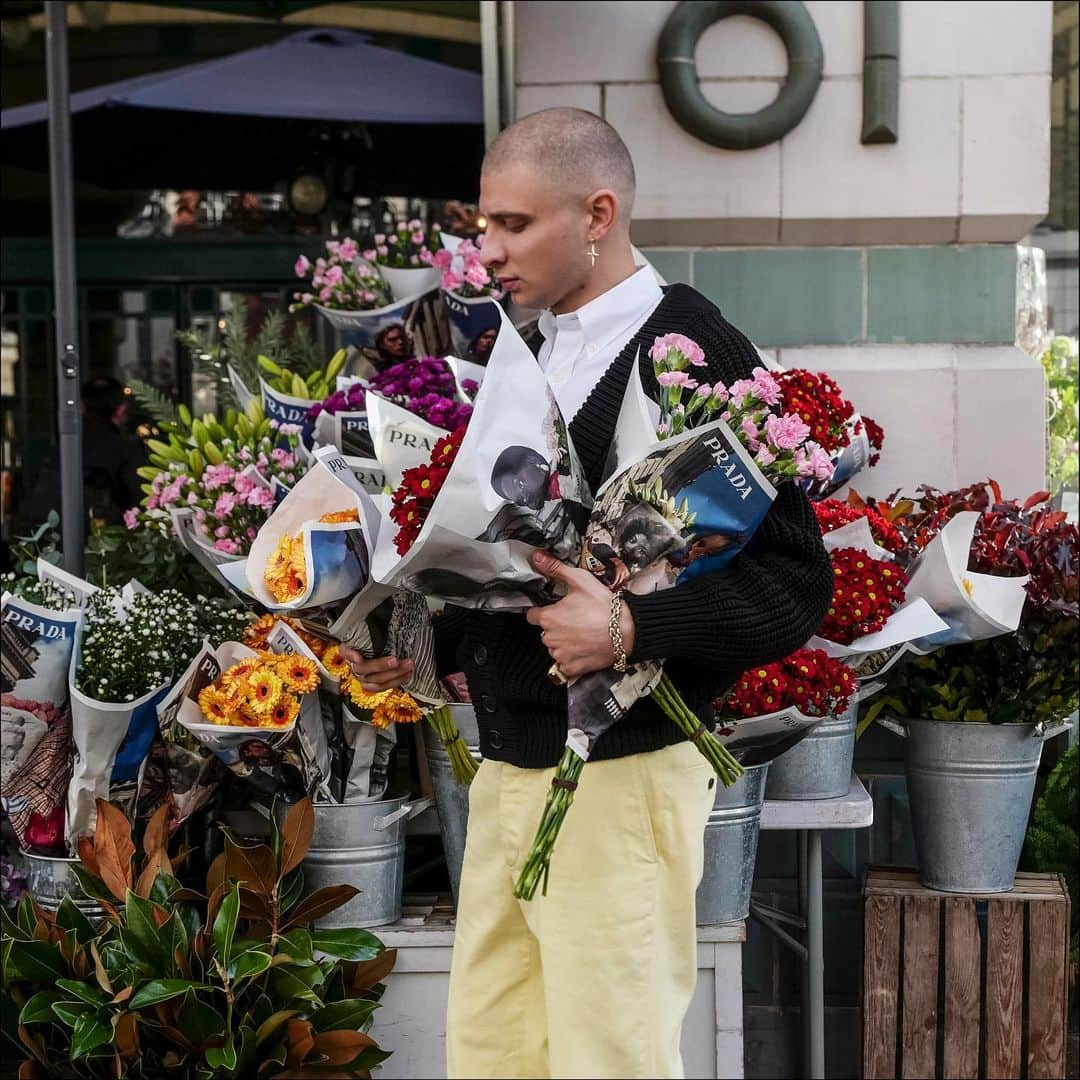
[586,239,599,268]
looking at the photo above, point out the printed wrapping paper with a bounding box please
[313,406,375,460]
[713,705,827,767]
[0,592,82,850]
[371,305,591,613]
[366,392,449,492]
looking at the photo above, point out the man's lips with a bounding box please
[498,277,521,291]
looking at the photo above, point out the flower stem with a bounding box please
[652,674,743,786]
[427,705,478,785]
[513,747,585,901]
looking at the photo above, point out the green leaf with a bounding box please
[18,991,61,1025]
[51,1001,91,1027]
[205,1035,237,1072]
[277,928,313,964]
[129,979,209,1009]
[71,1011,113,1059]
[177,990,226,1047]
[230,949,272,982]
[124,890,167,967]
[54,895,97,944]
[1,905,29,943]
[310,997,378,1034]
[270,966,323,1005]
[8,939,66,984]
[16,894,36,936]
[310,929,382,962]
[279,868,303,913]
[213,884,240,966]
[55,979,107,1007]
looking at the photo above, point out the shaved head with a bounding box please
[483,107,636,215]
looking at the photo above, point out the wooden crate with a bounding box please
[862,867,1071,1080]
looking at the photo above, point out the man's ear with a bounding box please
[585,188,619,242]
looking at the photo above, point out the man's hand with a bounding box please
[525,551,636,680]
[339,646,414,692]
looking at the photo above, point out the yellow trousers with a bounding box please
[445,741,717,1079]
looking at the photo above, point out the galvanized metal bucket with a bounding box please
[303,794,432,928]
[424,704,481,905]
[765,703,856,801]
[882,716,1072,893]
[696,762,770,924]
[22,850,108,922]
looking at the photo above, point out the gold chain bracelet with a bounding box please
[609,588,628,673]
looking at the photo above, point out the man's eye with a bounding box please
[506,222,526,234]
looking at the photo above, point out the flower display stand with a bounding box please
[862,867,1071,1079]
[368,897,747,1080]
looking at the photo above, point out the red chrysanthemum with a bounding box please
[814,499,904,553]
[390,425,467,554]
[817,546,908,644]
[715,648,856,720]
[776,370,855,454]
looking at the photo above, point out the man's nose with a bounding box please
[478,235,503,268]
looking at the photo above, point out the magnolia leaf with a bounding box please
[225,834,277,894]
[8,939,65,984]
[16,1024,50,1066]
[283,1018,316,1070]
[1,904,29,943]
[122,891,166,970]
[112,986,134,1005]
[231,949,273,982]
[206,852,228,897]
[270,967,323,1005]
[279,869,304,914]
[212,884,240,966]
[278,929,313,964]
[309,929,381,963]
[142,802,172,863]
[281,886,359,931]
[135,853,173,901]
[55,978,107,1007]
[92,799,136,901]
[177,990,226,1048]
[280,800,315,877]
[69,864,116,909]
[112,1009,140,1060]
[50,1001,91,1028]
[53,895,96,945]
[349,947,398,992]
[71,1011,113,1059]
[17,991,61,1025]
[129,979,209,1009]
[309,1028,377,1066]
[255,1009,299,1046]
[206,1036,238,1072]
[310,997,377,1034]
[16,894,35,936]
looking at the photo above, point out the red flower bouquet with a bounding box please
[390,427,467,554]
[818,546,909,644]
[814,498,904,554]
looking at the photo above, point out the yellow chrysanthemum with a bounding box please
[268,695,300,727]
[318,508,359,524]
[322,643,351,678]
[275,654,319,694]
[372,690,422,729]
[243,668,284,714]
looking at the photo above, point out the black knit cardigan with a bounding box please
[434,283,833,769]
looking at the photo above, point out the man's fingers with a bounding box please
[530,550,576,585]
[525,607,547,627]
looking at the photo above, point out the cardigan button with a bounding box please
[480,693,497,714]
[473,644,488,666]
[488,729,504,750]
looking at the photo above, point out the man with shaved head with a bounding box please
[343,108,832,1078]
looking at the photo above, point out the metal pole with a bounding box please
[806,829,826,1080]
[480,0,500,146]
[499,0,516,127]
[45,1,84,574]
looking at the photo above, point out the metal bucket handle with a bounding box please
[879,717,1074,741]
[374,796,435,831]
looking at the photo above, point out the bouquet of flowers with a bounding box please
[1,564,82,852]
[515,337,839,899]
[245,347,350,434]
[775,368,885,498]
[67,582,251,842]
[714,648,857,765]
[290,239,393,313]
[428,236,502,299]
[365,219,443,271]
[369,356,473,429]
[814,498,904,553]
[865,484,1078,730]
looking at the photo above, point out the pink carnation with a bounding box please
[214,538,240,555]
[234,473,255,494]
[656,371,698,389]
[728,379,754,403]
[214,491,237,517]
[294,254,311,278]
[123,508,139,530]
[203,463,235,491]
[323,265,344,287]
[338,238,358,263]
[764,412,812,451]
[246,486,274,510]
[749,367,781,406]
[649,333,706,368]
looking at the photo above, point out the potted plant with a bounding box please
[3,798,395,1077]
[863,483,1078,892]
[365,220,442,301]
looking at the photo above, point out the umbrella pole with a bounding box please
[481,0,500,146]
[45,1,84,574]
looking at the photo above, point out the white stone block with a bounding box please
[960,76,1051,229]
[606,82,781,222]
[780,78,961,229]
[901,1,1053,77]
[515,83,602,118]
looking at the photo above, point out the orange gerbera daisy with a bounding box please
[243,613,278,649]
[198,685,237,726]
[244,668,284,714]
[344,679,390,712]
[276,654,319,694]
[265,534,308,602]
[322,644,351,678]
[372,690,422,729]
[222,657,260,686]
[318,508,359,524]
[268,695,300,727]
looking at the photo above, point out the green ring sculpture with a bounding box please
[657,0,824,150]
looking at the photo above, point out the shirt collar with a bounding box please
[537,266,662,348]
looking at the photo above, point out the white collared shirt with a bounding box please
[537,266,663,421]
